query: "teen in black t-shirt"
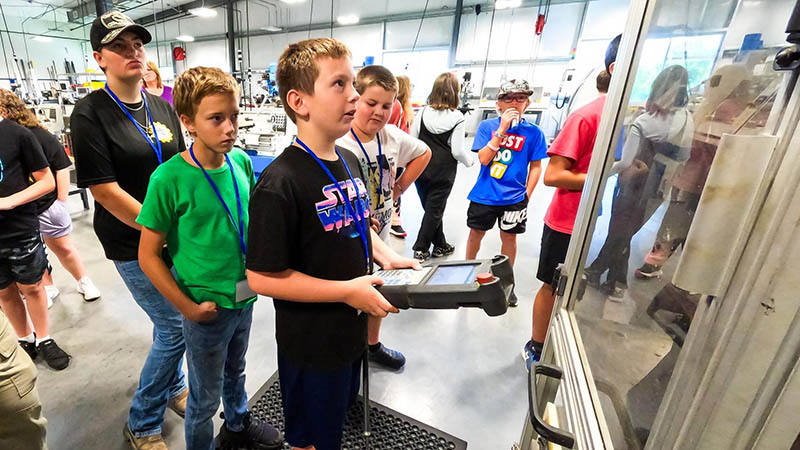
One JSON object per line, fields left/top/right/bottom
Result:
{"left": 0, "top": 119, "right": 50, "bottom": 237}
{"left": 28, "top": 125, "right": 101, "bottom": 303}
{"left": 0, "top": 116, "right": 70, "bottom": 370}
{"left": 28, "top": 127, "right": 71, "bottom": 215}
{"left": 73, "top": 87, "right": 184, "bottom": 261}
{"left": 0, "top": 85, "right": 102, "bottom": 308}
{"left": 71, "top": 12, "right": 187, "bottom": 444}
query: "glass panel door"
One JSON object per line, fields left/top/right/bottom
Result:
{"left": 566, "top": 1, "right": 797, "bottom": 449}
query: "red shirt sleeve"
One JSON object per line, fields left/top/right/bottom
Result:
{"left": 547, "top": 113, "right": 590, "bottom": 163}
{"left": 389, "top": 100, "right": 403, "bottom": 127}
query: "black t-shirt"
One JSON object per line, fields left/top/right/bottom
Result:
{"left": 0, "top": 119, "right": 49, "bottom": 239}
{"left": 29, "top": 127, "right": 72, "bottom": 214}
{"left": 72, "top": 89, "right": 185, "bottom": 261}
{"left": 247, "top": 145, "right": 373, "bottom": 369}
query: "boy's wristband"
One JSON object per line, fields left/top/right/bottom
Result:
{"left": 494, "top": 131, "right": 506, "bottom": 139}
{"left": 487, "top": 141, "right": 500, "bottom": 151}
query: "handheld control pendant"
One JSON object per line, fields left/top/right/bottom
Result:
{"left": 373, "top": 255, "right": 515, "bottom": 317}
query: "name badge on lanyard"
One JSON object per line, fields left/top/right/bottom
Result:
{"left": 189, "top": 145, "right": 254, "bottom": 302}
{"left": 294, "top": 138, "right": 371, "bottom": 273}
{"left": 105, "top": 83, "right": 163, "bottom": 164}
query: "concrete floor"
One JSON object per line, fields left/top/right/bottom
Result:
{"left": 38, "top": 149, "right": 559, "bottom": 450}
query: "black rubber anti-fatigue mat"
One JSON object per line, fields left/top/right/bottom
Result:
{"left": 245, "top": 370, "right": 468, "bottom": 450}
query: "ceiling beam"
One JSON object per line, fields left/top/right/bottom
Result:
{"left": 135, "top": 0, "right": 229, "bottom": 26}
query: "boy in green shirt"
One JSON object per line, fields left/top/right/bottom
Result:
{"left": 137, "top": 67, "right": 282, "bottom": 450}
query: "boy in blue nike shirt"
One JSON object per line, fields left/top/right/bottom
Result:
{"left": 465, "top": 79, "right": 548, "bottom": 304}
{"left": 137, "top": 67, "right": 282, "bottom": 450}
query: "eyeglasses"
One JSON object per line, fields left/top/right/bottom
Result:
{"left": 499, "top": 96, "right": 528, "bottom": 104}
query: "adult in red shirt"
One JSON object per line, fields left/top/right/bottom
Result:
{"left": 523, "top": 35, "right": 621, "bottom": 368}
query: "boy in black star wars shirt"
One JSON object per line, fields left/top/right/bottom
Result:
{"left": 246, "top": 38, "right": 420, "bottom": 450}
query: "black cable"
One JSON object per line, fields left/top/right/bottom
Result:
{"left": 411, "top": 0, "right": 430, "bottom": 52}
{"left": 0, "top": 28, "right": 10, "bottom": 79}
{"left": 161, "top": 0, "right": 168, "bottom": 65}
{"left": 0, "top": 2, "right": 17, "bottom": 54}
{"left": 151, "top": 0, "right": 161, "bottom": 66}
{"left": 308, "top": 0, "right": 314, "bottom": 39}
{"left": 246, "top": 0, "right": 252, "bottom": 105}
{"left": 330, "top": 0, "right": 334, "bottom": 37}
{"left": 478, "top": 5, "right": 497, "bottom": 97}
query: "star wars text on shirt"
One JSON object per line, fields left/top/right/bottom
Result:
{"left": 315, "top": 178, "right": 371, "bottom": 235}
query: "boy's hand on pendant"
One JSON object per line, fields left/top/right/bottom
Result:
{"left": 344, "top": 275, "right": 398, "bottom": 317}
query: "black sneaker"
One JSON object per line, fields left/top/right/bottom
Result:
{"left": 217, "top": 411, "right": 283, "bottom": 450}
{"left": 368, "top": 343, "right": 406, "bottom": 370}
{"left": 413, "top": 250, "right": 430, "bottom": 261}
{"left": 584, "top": 269, "right": 602, "bottom": 288}
{"left": 18, "top": 340, "right": 37, "bottom": 361}
{"left": 37, "top": 339, "right": 70, "bottom": 370}
{"left": 635, "top": 263, "right": 663, "bottom": 280}
{"left": 390, "top": 225, "right": 407, "bottom": 238}
{"left": 432, "top": 243, "right": 455, "bottom": 258}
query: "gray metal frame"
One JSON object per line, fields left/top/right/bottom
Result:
{"left": 519, "top": 0, "right": 653, "bottom": 447}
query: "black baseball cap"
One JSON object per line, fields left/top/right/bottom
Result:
{"left": 90, "top": 10, "right": 151, "bottom": 51}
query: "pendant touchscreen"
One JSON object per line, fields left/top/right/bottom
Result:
{"left": 427, "top": 264, "right": 478, "bottom": 285}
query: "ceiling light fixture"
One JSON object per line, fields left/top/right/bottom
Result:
{"left": 260, "top": 25, "right": 283, "bottom": 32}
{"left": 495, "top": 0, "right": 522, "bottom": 9}
{"left": 337, "top": 15, "right": 359, "bottom": 25}
{"left": 32, "top": 36, "right": 53, "bottom": 43}
{"left": 176, "top": 34, "right": 195, "bottom": 42}
{"left": 189, "top": 7, "right": 218, "bottom": 18}
{"left": 279, "top": 0, "right": 306, "bottom": 4}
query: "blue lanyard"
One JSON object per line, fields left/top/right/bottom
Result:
{"left": 349, "top": 129, "right": 383, "bottom": 200}
{"left": 105, "top": 83, "right": 163, "bottom": 164}
{"left": 294, "top": 138, "right": 371, "bottom": 272}
{"left": 189, "top": 145, "right": 246, "bottom": 256}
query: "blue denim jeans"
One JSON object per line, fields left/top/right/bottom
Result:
{"left": 183, "top": 305, "right": 253, "bottom": 450}
{"left": 114, "top": 260, "right": 187, "bottom": 438}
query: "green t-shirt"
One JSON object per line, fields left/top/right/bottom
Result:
{"left": 137, "top": 148, "right": 257, "bottom": 309}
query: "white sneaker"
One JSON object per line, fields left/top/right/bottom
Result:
{"left": 76, "top": 277, "right": 101, "bottom": 302}
{"left": 45, "top": 285, "right": 59, "bottom": 309}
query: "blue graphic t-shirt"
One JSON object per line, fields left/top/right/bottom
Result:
{"left": 468, "top": 117, "right": 548, "bottom": 206}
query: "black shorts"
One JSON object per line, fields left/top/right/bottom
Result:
{"left": 536, "top": 224, "right": 572, "bottom": 286}
{"left": 278, "top": 352, "right": 362, "bottom": 450}
{"left": 467, "top": 196, "right": 529, "bottom": 234}
{"left": 0, "top": 232, "right": 49, "bottom": 289}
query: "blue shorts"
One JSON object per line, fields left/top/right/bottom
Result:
{"left": 278, "top": 353, "right": 362, "bottom": 450}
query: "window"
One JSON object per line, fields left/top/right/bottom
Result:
{"left": 630, "top": 33, "right": 724, "bottom": 104}
{"left": 382, "top": 49, "right": 450, "bottom": 102}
